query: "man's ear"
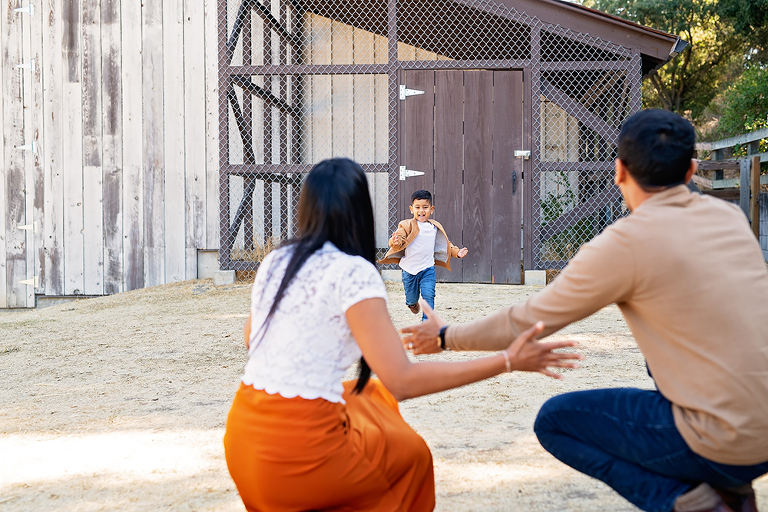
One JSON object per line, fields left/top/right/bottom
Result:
{"left": 614, "top": 158, "right": 628, "bottom": 186}
{"left": 684, "top": 159, "right": 697, "bottom": 184}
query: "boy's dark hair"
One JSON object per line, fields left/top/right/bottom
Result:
{"left": 411, "top": 189, "right": 432, "bottom": 204}
{"left": 617, "top": 109, "right": 695, "bottom": 189}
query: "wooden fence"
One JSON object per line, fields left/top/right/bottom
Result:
{"left": 1, "top": 0, "right": 221, "bottom": 308}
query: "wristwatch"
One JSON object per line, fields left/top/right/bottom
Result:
{"left": 438, "top": 325, "right": 448, "bottom": 350}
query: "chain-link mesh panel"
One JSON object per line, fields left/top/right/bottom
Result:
{"left": 219, "top": 0, "right": 643, "bottom": 273}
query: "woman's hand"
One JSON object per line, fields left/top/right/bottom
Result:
{"left": 505, "top": 321, "right": 583, "bottom": 379}
{"left": 400, "top": 300, "right": 446, "bottom": 354}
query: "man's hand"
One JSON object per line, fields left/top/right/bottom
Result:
{"left": 400, "top": 300, "right": 446, "bottom": 354}
{"left": 457, "top": 247, "right": 468, "bottom": 258}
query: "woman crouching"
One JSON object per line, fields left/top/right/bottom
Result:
{"left": 223, "top": 158, "right": 581, "bottom": 511}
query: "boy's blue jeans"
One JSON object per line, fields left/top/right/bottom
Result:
{"left": 402, "top": 266, "right": 435, "bottom": 321}
{"left": 534, "top": 388, "right": 768, "bottom": 512}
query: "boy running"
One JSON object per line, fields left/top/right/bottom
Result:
{"left": 378, "top": 190, "right": 468, "bottom": 320}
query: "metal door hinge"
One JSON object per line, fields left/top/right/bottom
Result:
{"left": 14, "top": 3, "right": 34, "bottom": 15}
{"left": 400, "top": 166, "right": 425, "bottom": 181}
{"left": 514, "top": 150, "right": 530, "bottom": 160}
{"left": 399, "top": 85, "right": 425, "bottom": 100}
{"left": 19, "top": 276, "right": 39, "bottom": 287}
{"left": 16, "top": 60, "right": 35, "bottom": 72}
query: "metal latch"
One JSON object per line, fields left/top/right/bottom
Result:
{"left": 514, "top": 150, "right": 530, "bottom": 160}
{"left": 15, "top": 141, "right": 36, "bottom": 152}
{"left": 399, "top": 85, "right": 425, "bottom": 100}
{"left": 400, "top": 166, "right": 425, "bottom": 181}
{"left": 14, "top": 3, "right": 34, "bottom": 15}
{"left": 18, "top": 222, "right": 37, "bottom": 233}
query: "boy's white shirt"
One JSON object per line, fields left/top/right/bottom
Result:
{"left": 399, "top": 221, "right": 437, "bottom": 275}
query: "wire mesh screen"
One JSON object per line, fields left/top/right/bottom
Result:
{"left": 218, "top": 0, "right": 643, "bottom": 273}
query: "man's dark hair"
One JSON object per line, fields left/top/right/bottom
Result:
{"left": 411, "top": 189, "right": 432, "bottom": 204}
{"left": 617, "top": 109, "right": 696, "bottom": 189}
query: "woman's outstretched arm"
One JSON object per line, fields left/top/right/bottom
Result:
{"left": 346, "top": 298, "right": 582, "bottom": 401}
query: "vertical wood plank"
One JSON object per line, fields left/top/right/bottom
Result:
{"left": 311, "top": 15, "right": 331, "bottom": 162}
{"left": 462, "top": 70, "right": 493, "bottom": 283}
{"left": 164, "top": 0, "right": 186, "bottom": 282}
{"left": 82, "top": 0, "right": 104, "bottom": 295}
{"left": 434, "top": 70, "right": 464, "bottom": 283}
{"left": 143, "top": 0, "right": 165, "bottom": 286}
{"left": 353, "top": 28, "right": 374, "bottom": 164}
{"left": 399, "top": 70, "right": 434, "bottom": 220}
{"left": 523, "top": 66, "right": 533, "bottom": 270}
{"left": 42, "top": 0, "right": 65, "bottom": 296}
{"left": 751, "top": 156, "right": 760, "bottom": 238}
{"left": 185, "top": 0, "right": 207, "bottom": 277}
{"left": 492, "top": 70, "right": 523, "bottom": 284}
{"left": 0, "top": 0, "right": 6, "bottom": 307}
{"left": 30, "top": 0, "right": 46, "bottom": 300}
{"left": 102, "top": 0, "right": 123, "bottom": 294}
{"left": 20, "top": 0, "right": 38, "bottom": 305}
{"left": 374, "top": 35, "right": 388, "bottom": 165}
{"left": 332, "top": 21, "right": 353, "bottom": 158}
{"left": 122, "top": 0, "right": 144, "bottom": 290}
{"left": 204, "top": 0, "right": 219, "bottom": 250}
{"left": 62, "top": 0, "right": 85, "bottom": 295}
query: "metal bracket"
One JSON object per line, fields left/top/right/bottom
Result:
{"left": 19, "top": 276, "right": 39, "bottom": 287}
{"left": 15, "top": 141, "right": 36, "bottom": 152}
{"left": 514, "top": 150, "right": 530, "bottom": 160}
{"left": 399, "top": 85, "right": 425, "bottom": 100}
{"left": 18, "top": 221, "right": 37, "bottom": 233}
{"left": 399, "top": 166, "right": 425, "bottom": 181}
{"left": 14, "top": 3, "right": 34, "bottom": 15}
{"left": 15, "top": 59, "right": 35, "bottom": 72}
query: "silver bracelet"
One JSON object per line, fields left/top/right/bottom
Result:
{"left": 500, "top": 351, "right": 512, "bottom": 373}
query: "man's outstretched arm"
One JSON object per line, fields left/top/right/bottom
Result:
{"left": 402, "top": 225, "right": 637, "bottom": 353}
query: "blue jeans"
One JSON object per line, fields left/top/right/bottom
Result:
{"left": 534, "top": 388, "right": 768, "bottom": 512}
{"left": 402, "top": 266, "right": 436, "bottom": 321}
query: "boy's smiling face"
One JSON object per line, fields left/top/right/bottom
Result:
{"left": 409, "top": 199, "right": 434, "bottom": 222}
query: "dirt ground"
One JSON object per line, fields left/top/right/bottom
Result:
{"left": 1, "top": 279, "right": 765, "bottom": 511}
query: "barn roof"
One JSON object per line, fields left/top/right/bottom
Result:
{"left": 299, "top": 0, "right": 684, "bottom": 76}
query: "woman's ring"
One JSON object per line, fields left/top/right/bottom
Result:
{"left": 408, "top": 342, "right": 414, "bottom": 350}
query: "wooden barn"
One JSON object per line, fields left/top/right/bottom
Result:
{"left": 0, "top": 0, "right": 682, "bottom": 308}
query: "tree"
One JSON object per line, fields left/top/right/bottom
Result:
{"left": 580, "top": 0, "right": 747, "bottom": 119}
{"left": 716, "top": 0, "right": 768, "bottom": 62}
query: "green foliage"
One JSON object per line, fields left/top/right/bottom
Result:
{"left": 541, "top": 172, "right": 577, "bottom": 224}
{"left": 580, "top": 0, "right": 748, "bottom": 120}
{"left": 716, "top": 66, "right": 768, "bottom": 137}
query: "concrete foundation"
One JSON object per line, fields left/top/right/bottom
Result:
{"left": 213, "top": 270, "right": 236, "bottom": 286}
{"left": 524, "top": 270, "right": 547, "bottom": 286}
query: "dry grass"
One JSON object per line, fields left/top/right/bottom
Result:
{"left": 0, "top": 280, "right": 765, "bottom": 511}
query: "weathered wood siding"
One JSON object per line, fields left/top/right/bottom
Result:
{"left": 1, "top": 0, "right": 222, "bottom": 306}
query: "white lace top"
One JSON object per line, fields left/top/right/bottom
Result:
{"left": 242, "top": 242, "right": 388, "bottom": 404}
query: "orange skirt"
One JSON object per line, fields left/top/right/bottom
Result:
{"left": 224, "top": 379, "right": 435, "bottom": 512}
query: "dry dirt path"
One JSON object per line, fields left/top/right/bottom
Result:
{"left": 0, "top": 280, "right": 765, "bottom": 511}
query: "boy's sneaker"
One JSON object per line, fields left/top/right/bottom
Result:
{"left": 408, "top": 303, "right": 421, "bottom": 314}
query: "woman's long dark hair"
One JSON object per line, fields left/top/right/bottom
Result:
{"left": 253, "top": 158, "right": 377, "bottom": 394}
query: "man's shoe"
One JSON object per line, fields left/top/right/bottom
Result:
{"left": 715, "top": 484, "right": 757, "bottom": 512}
{"left": 675, "top": 483, "right": 737, "bottom": 512}
{"left": 408, "top": 303, "right": 420, "bottom": 314}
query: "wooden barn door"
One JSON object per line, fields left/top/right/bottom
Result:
{"left": 398, "top": 69, "right": 523, "bottom": 284}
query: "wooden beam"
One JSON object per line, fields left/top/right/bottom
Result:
{"left": 236, "top": 80, "right": 299, "bottom": 118}
{"left": 696, "top": 159, "right": 741, "bottom": 171}
{"left": 751, "top": 156, "right": 761, "bottom": 238}
{"left": 541, "top": 79, "right": 620, "bottom": 145}
{"left": 251, "top": 0, "right": 300, "bottom": 51}
{"left": 541, "top": 185, "right": 622, "bottom": 238}
{"left": 695, "top": 127, "right": 768, "bottom": 151}
{"left": 740, "top": 159, "right": 750, "bottom": 217}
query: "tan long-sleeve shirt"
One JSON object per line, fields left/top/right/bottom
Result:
{"left": 447, "top": 185, "right": 768, "bottom": 465}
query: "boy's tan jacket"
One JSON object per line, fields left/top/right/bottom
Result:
{"left": 377, "top": 218, "right": 461, "bottom": 271}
